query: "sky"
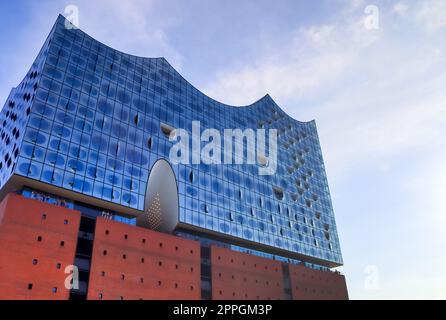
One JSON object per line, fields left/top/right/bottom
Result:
{"left": 0, "top": 0, "right": 445, "bottom": 299}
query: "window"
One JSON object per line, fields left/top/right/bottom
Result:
{"left": 56, "top": 263, "right": 61, "bottom": 269}
{"left": 37, "top": 236, "right": 42, "bottom": 242}
{"left": 52, "top": 287, "right": 58, "bottom": 293}
{"left": 122, "top": 254, "right": 127, "bottom": 260}
{"left": 64, "top": 219, "right": 68, "bottom": 225}
{"left": 147, "top": 137, "right": 152, "bottom": 149}
{"left": 60, "top": 241, "right": 65, "bottom": 247}
{"left": 42, "top": 214, "right": 47, "bottom": 220}
{"left": 28, "top": 284, "right": 33, "bottom": 290}
{"left": 201, "top": 203, "right": 209, "bottom": 213}
{"left": 189, "top": 170, "right": 194, "bottom": 183}
{"left": 273, "top": 187, "right": 284, "bottom": 200}
{"left": 32, "top": 259, "right": 38, "bottom": 265}
{"left": 160, "top": 123, "right": 174, "bottom": 138}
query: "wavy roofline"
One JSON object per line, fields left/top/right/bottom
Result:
{"left": 58, "top": 14, "right": 314, "bottom": 124}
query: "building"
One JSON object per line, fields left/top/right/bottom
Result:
{"left": 0, "top": 15, "right": 348, "bottom": 300}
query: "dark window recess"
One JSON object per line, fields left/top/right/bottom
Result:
{"left": 200, "top": 245, "right": 212, "bottom": 300}
{"left": 70, "top": 216, "right": 96, "bottom": 301}
{"left": 201, "top": 264, "right": 211, "bottom": 278}
{"left": 273, "top": 186, "right": 284, "bottom": 200}
{"left": 76, "top": 238, "right": 94, "bottom": 257}
{"left": 282, "top": 264, "right": 293, "bottom": 300}
{"left": 160, "top": 123, "right": 174, "bottom": 138}
{"left": 79, "top": 216, "right": 96, "bottom": 233}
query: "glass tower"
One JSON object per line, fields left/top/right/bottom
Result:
{"left": 0, "top": 15, "right": 343, "bottom": 267}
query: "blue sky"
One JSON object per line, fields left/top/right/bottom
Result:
{"left": 1, "top": 0, "right": 445, "bottom": 299}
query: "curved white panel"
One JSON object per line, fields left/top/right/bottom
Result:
{"left": 137, "top": 159, "right": 179, "bottom": 232}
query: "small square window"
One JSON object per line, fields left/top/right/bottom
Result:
{"left": 32, "top": 259, "right": 38, "bottom": 265}
{"left": 56, "top": 263, "right": 61, "bottom": 269}
{"left": 52, "top": 287, "right": 58, "bottom": 293}
{"left": 42, "top": 214, "right": 47, "bottom": 220}
{"left": 28, "top": 283, "right": 33, "bottom": 290}
{"left": 64, "top": 219, "right": 68, "bottom": 225}
{"left": 37, "top": 236, "right": 42, "bottom": 242}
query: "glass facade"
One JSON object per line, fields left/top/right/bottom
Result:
{"left": 0, "top": 15, "right": 342, "bottom": 266}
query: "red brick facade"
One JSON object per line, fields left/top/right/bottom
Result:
{"left": 289, "top": 264, "right": 349, "bottom": 300}
{"left": 87, "top": 218, "right": 201, "bottom": 300}
{"left": 0, "top": 193, "right": 348, "bottom": 300}
{"left": 0, "top": 194, "right": 81, "bottom": 300}
{"left": 210, "top": 245, "right": 284, "bottom": 300}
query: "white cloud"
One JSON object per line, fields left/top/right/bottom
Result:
{"left": 203, "top": 3, "right": 446, "bottom": 175}
{"left": 204, "top": 17, "right": 380, "bottom": 107}
{"left": 393, "top": 2, "right": 409, "bottom": 16}
{"left": 416, "top": 0, "right": 446, "bottom": 31}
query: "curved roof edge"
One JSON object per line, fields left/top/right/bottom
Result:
{"left": 58, "top": 14, "right": 314, "bottom": 125}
